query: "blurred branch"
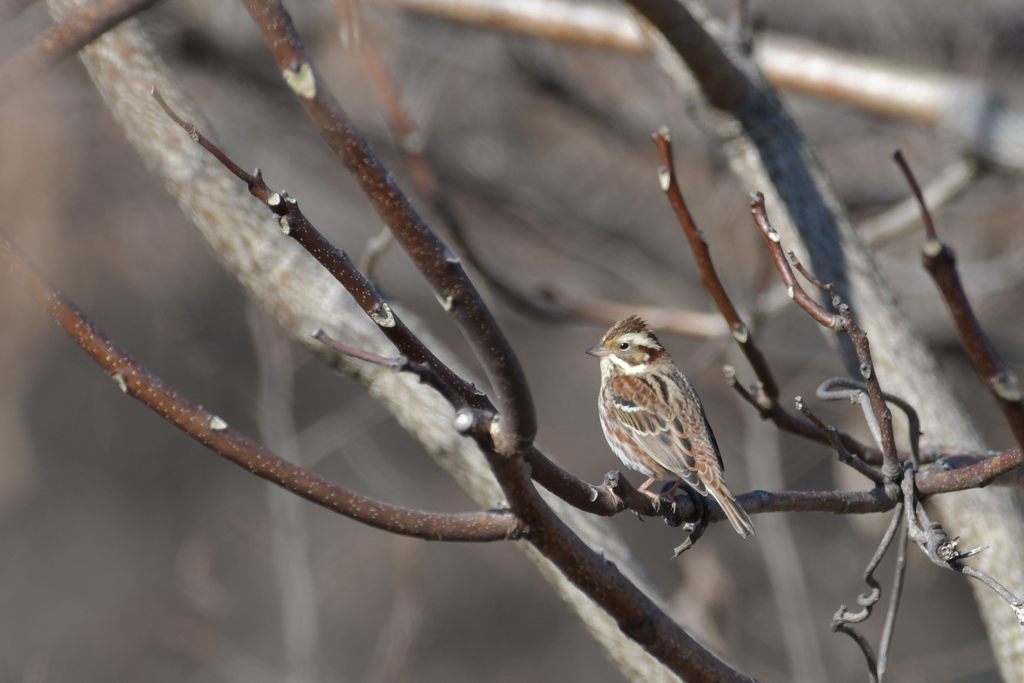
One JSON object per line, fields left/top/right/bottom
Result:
{"left": 739, "top": 394, "right": 828, "bottom": 681}
{"left": 895, "top": 150, "right": 1024, "bottom": 453}
{"left": 0, "top": 0, "right": 161, "bottom": 97}
{"left": 332, "top": 0, "right": 560, "bottom": 322}
{"left": 539, "top": 290, "right": 727, "bottom": 338}
{"left": 381, "top": 0, "right": 648, "bottom": 52}
{"left": 337, "top": 1, "right": 722, "bottom": 338}
{"left": 382, "top": 0, "right": 1024, "bottom": 172}
{"left": 0, "top": 235, "right": 522, "bottom": 543}
{"left": 358, "top": 226, "right": 395, "bottom": 283}
{"left": 247, "top": 307, "right": 320, "bottom": 683}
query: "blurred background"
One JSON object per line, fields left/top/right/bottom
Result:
{"left": 1, "top": 0, "right": 1022, "bottom": 681}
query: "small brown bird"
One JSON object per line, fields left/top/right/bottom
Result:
{"left": 587, "top": 315, "right": 753, "bottom": 538}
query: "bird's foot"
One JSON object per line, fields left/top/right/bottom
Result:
{"left": 671, "top": 492, "right": 709, "bottom": 559}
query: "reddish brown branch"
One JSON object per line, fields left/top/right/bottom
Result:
{"left": 0, "top": 0, "right": 161, "bottom": 97}
{"left": 649, "top": 140, "right": 893, "bottom": 467}
{"left": 750, "top": 197, "right": 840, "bottom": 330}
{"left": 894, "top": 150, "right": 1024, "bottom": 452}
{"left": 751, "top": 193, "right": 901, "bottom": 482}
{"left": 915, "top": 449, "right": 1022, "bottom": 494}
{"left": 653, "top": 128, "right": 779, "bottom": 399}
{"left": 0, "top": 236, "right": 520, "bottom": 543}
{"left": 153, "top": 89, "right": 487, "bottom": 416}
{"left": 238, "top": 0, "right": 535, "bottom": 454}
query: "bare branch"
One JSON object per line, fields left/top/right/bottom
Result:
{"left": 895, "top": 150, "right": 1024, "bottom": 452}
{"left": 915, "top": 448, "right": 1022, "bottom": 495}
{"left": 381, "top": 0, "right": 1024, "bottom": 171}
{"left": 0, "top": 235, "right": 521, "bottom": 543}
{"left": 750, "top": 195, "right": 840, "bottom": 330}
{"left": 153, "top": 88, "right": 487, "bottom": 416}
{"left": 860, "top": 157, "right": 979, "bottom": 249}
{"left": 795, "top": 396, "right": 884, "bottom": 484}
{"left": 653, "top": 128, "right": 779, "bottom": 398}
{"left": 751, "top": 194, "right": 901, "bottom": 482}
{"left": 815, "top": 377, "right": 922, "bottom": 467}
{"left": 239, "top": 0, "right": 535, "bottom": 454}
{"left": 902, "top": 473, "right": 1024, "bottom": 628}
{"left": 878, "top": 525, "right": 909, "bottom": 681}
{"left": 0, "top": 0, "right": 161, "bottom": 97}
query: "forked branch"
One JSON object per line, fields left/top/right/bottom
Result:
{"left": 751, "top": 193, "right": 901, "bottom": 482}
{"left": 239, "top": 0, "right": 535, "bottom": 454}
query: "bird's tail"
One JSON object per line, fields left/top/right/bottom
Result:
{"left": 706, "top": 481, "right": 754, "bottom": 538}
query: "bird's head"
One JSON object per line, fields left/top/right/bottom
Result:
{"left": 586, "top": 315, "right": 666, "bottom": 374}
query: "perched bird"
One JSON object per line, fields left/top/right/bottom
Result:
{"left": 586, "top": 315, "right": 753, "bottom": 538}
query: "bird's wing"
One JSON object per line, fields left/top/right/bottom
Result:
{"left": 605, "top": 374, "right": 711, "bottom": 494}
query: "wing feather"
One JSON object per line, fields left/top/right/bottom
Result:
{"left": 606, "top": 375, "right": 708, "bottom": 493}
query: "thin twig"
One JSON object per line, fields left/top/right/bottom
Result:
{"left": 0, "top": 235, "right": 521, "bottom": 543}
{"left": 878, "top": 524, "right": 909, "bottom": 681}
{"left": 860, "top": 156, "right": 979, "bottom": 248}
{"left": 816, "top": 377, "right": 922, "bottom": 467}
{"left": 313, "top": 329, "right": 461, "bottom": 405}
{"left": 831, "top": 504, "right": 904, "bottom": 682}
{"left": 895, "top": 150, "right": 1024, "bottom": 452}
{"left": 750, "top": 197, "right": 840, "bottom": 330}
{"left": 795, "top": 396, "right": 884, "bottom": 484}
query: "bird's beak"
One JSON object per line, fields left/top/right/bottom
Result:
{"left": 586, "top": 344, "right": 610, "bottom": 358}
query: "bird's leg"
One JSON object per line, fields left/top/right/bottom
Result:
{"left": 637, "top": 476, "right": 663, "bottom": 512}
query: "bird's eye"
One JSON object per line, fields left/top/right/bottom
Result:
{"left": 618, "top": 342, "right": 630, "bottom": 350}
